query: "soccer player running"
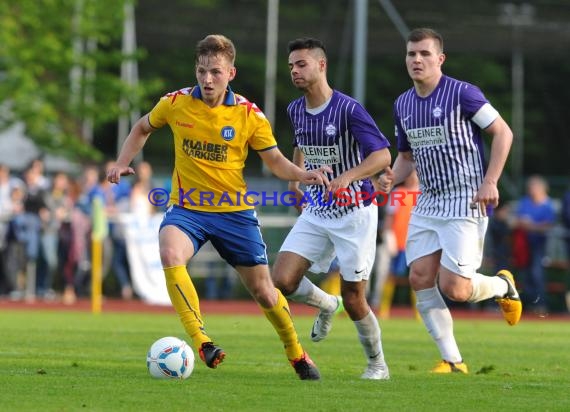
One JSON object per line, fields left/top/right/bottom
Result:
{"left": 107, "top": 34, "right": 329, "bottom": 380}
{"left": 272, "top": 38, "right": 392, "bottom": 380}
{"left": 377, "top": 28, "right": 522, "bottom": 374}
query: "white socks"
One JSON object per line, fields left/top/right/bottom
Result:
{"left": 286, "top": 276, "right": 338, "bottom": 312}
{"left": 354, "top": 310, "right": 385, "bottom": 363}
{"left": 416, "top": 286, "right": 462, "bottom": 363}
{"left": 415, "top": 275, "right": 509, "bottom": 363}
{"left": 468, "top": 273, "right": 508, "bottom": 302}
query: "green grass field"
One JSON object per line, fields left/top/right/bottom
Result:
{"left": 0, "top": 310, "right": 568, "bottom": 412}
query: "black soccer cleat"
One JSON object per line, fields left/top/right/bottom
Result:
{"left": 290, "top": 352, "right": 321, "bottom": 380}
{"left": 199, "top": 342, "right": 226, "bottom": 368}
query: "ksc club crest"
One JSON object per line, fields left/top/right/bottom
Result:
{"left": 324, "top": 123, "right": 337, "bottom": 138}
{"left": 221, "top": 126, "right": 236, "bottom": 141}
{"left": 432, "top": 106, "right": 443, "bottom": 118}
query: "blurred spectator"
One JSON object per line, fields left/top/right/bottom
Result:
{"left": 5, "top": 164, "right": 50, "bottom": 301}
{"left": 28, "top": 158, "right": 50, "bottom": 190}
{"left": 367, "top": 180, "right": 389, "bottom": 309}
{"left": 23, "top": 164, "right": 50, "bottom": 301}
{"left": 377, "top": 172, "right": 419, "bottom": 319}
{"left": 485, "top": 201, "right": 514, "bottom": 311}
{"left": 202, "top": 241, "right": 235, "bottom": 300}
{"left": 562, "top": 186, "right": 570, "bottom": 311}
{"left": 100, "top": 161, "right": 133, "bottom": 300}
{"left": 1, "top": 165, "right": 26, "bottom": 296}
{"left": 488, "top": 201, "right": 513, "bottom": 273}
{"left": 563, "top": 188, "right": 570, "bottom": 243}
{"left": 0, "top": 164, "right": 24, "bottom": 223}
{"left": 64, "top": 165, "right": 99, "bottom": 302}
{"left": 4, "top": 185, "right": 27, "bottom": 297}
{"left": 0, "top": 164, "right": 23, "bottom": 293}
{"left": 71, "top": 163, "right": 134, "bottom": 299}
{"left": 319, "top": 258, "right": 341, "bottom": 297}
{"left": 130, "top": 161, "right": 158, "bottom": 218}
{"left": 37, "top": 172, "right": 74, "bottom": 300}
{"left": 515, "top": 175, "right": 556, "bottom": 314}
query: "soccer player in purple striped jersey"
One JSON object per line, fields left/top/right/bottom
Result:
{"left": 378, "top": 28, "right": 522, "bottom": 374}
{"left": 272, "top": 37, "right": 392, "bottom": 380}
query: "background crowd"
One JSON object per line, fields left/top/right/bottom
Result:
{"left": 0, "top": 158, "right": 160, "bottom": 304}
{"left": 0, "top": 158, "right": 569, "bottom": 314}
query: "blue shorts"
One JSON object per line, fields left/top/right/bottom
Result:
{"left": 390, "top": 251, "right": 408, "bottom": 277}
{"left": 160, "top": 206, "right": 268, "bottom": 267}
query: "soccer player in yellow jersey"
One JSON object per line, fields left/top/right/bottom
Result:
{"left": 107, "top": 34, "right": 329, "bottom": 380}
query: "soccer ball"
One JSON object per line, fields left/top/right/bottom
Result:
{"left": 146, "top": 336, "right": 194, "bottom": 379}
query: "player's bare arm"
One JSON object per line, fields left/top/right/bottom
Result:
{"left": 472, "top": 115, "right": 513, "bottom": 209}
{"left": 287, "top": 147, "right": 306, "bottom": 213}
{"left": 329, "top": 148, "right": 391, "bottom": 196}
{"left": 107, "top": 114, "right": 156, "bottom": 184}
{"left": 287, "top": 147, "right": 305, "bottom": 191}
{"left": 258, "top": 147, "right": 331, "bottom": 188}
{"left": 377, "top": 150, "right": 415, "bottom": 192}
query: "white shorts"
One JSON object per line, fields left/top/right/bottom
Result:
{"left": 406, "top": 214, "right": 488, "bottom": 278}
{"left": 279, "top": 205, "right": 378, "bottom": 282}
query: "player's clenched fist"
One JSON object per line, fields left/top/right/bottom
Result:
{"left": 376, "top": 166, "right": 394, "bottom": 193}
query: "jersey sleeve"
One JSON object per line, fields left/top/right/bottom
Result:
{"left": 394, "top": 103, "right": 411, "bottom": 152}
{"left": 286, "top": 105, "right": 299, "bottom": 148}
{"left": 247, "top": 103, "right": 278, "bottom": 151}
{"left": 148, "top": 95, "right": 171, "bottom": 129}
{"left": 460, "top": 84, "right": 499, "bottom": 129}
{"left": 348, "top": 103, "right": 390, "bottom": 156}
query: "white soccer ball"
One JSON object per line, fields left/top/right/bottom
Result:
{"left": 146, "top": 336, "right": 194, "bottom": 379}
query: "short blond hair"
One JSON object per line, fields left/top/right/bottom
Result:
{"left": 195, "top": 34, "right": 236, "bottom": 65}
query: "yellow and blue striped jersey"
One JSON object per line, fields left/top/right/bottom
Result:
{"left": 149, "top": 86, "right": 277, "bottom": 212}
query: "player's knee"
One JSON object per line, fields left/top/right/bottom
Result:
{"left": 271, "top": 272, "right": 297, "bottom": 295}
{"left": 159, "top": 246, "right": 186, "bottom": 267}
{"left": 440, "top": 284, "right": 470, "bottom": 302}
{"left": 249, "top": 284, "right": 276, "bottom": 308}
{"left": 275, "top": 282, "right": 298, "bottom": 297}
{"left": 271, "top": 273, "right": 285, "bottom": 290}
{"left": 251, "top": 290, "right": 270, "bottom": 307}
{"left": 409, "top": 271, "right": 434, "bottom": 291}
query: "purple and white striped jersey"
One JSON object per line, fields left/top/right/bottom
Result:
{"left": 394, "top": 75, "right": 499, "bottom": 218}
{"left": 288, "top": 90, "right": 390, "bottom": 219}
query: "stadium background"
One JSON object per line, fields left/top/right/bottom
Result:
{"left": 0, "top": 0, "right": 569, "bottom": 311}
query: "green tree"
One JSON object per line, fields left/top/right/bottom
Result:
{"left": 0, "top": 0, "right": 156, "bottom": 161}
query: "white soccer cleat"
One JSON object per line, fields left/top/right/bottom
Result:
{"left": 310, "top": 296, "right": 343, "bottom": 342}
{"left": 361, "top": 361, "right": 390, "bottom": 380}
